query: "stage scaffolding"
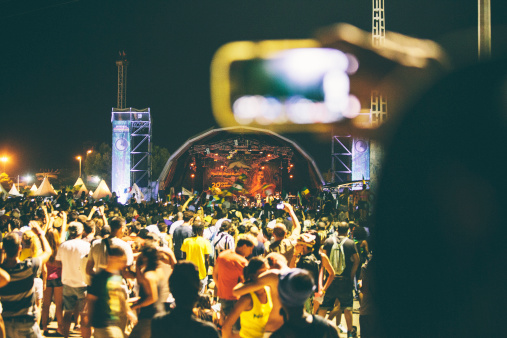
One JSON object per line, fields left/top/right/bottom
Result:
{"left": 331, "top": 135, "right": 352, "bottom": 184}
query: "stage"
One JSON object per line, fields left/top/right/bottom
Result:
{"left": 155, "top": 127, "right": 324, "bottom": 200}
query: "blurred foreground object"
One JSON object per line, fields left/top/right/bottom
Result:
{"left": 211, "top": 23, "right": 448, "bottom": 138}
{"left": 373, "top": 56, "right": 507, "bottom": 337}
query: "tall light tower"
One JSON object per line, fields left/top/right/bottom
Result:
{"left": 478, "top": 0, "right": 491, "bottom": 61}
{"left": 116, "top": 51, "right": 128, "bottom": 109}
{"left": 368, "top": 0, "right": 387, "bottom": 196}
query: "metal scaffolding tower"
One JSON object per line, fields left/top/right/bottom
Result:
{"left": 371, "top": 0, "right": 387, "bottom": 126}
{"left": 130, "top": 111, "right": 152, "bottom": 188}
{"left": 116, "top": 51, "right": 128, "bottom": 109}
{"left": 369, "top": 0, "right": 387, "bottom": 195}
{"left": 331, "top": 135, "right": 352, "bottom": 183}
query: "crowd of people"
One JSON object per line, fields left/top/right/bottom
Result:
{"left": 0, "top": 186, "right": 374, "bottom": 338}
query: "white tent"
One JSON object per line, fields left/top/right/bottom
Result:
{"left": 30, "top": 184, "right": 37, "bottom": 192}
{"left": 92, "top": 180, "right": 112, "bottom": 200}
{"left": 8, "top": 184, "right": 22, "bottom": 197}
{"left": 34, "top": 177, "right": 57, "bottom": 197}
{"left": 73, "top": 177, "right": 88, "bottom": 197}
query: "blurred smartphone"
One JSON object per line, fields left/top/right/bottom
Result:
{"left": 276, "top": 203, "right": 284, "bottom": 210}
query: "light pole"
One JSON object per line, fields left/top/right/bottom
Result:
{"left": 478, "top": 0, "right": 492, "bottom": 61}
{"left": 0, "top": 157, "right": 8, "bottom": 173}
{"left": 76, "top": 156, "right": 82, "bottom": 177}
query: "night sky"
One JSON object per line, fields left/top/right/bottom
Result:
{"left": 1, "top": 0, "right": 506, "bottom": 179}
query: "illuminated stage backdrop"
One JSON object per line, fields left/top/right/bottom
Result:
{"left": 204, "top": 161, "right": 280, "bottom": 197}
{"left": 352, "top": 137, "right": 370, "bottom": 184}
{"left": 112, "top": 120, "right": 131, "bottom": 203}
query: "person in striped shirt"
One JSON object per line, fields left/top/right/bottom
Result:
{"left": 0, "top": 221, "right": 52, "bottom": 338}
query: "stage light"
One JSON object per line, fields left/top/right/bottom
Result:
{"left": 290, "top": 164, "right": 293, "bottom": 167}
{"left": 191, "top": 174, "right": 195, "bottom": 178}
{"left": 87, "top": 150, "right": 93, "bottom": 155}
{"left": 23, "top": 175, "right": 33, "bottom": 183}
{"left": 261, "top": 166, "right": 265, "bottom": 170}
{"left": 0, "top": 156, "right": 8, "bottom": 173}
{"left": 290, "top": 175, "right": 293, "bottom": 179}
{"left": 267, "top": 154, "right": 272, "bottom": 157}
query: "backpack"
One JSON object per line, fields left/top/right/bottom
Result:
{"left": 297, "top": 253, "right": 321, "bottom": 284}
{"left": 212, "top": 232, "right": 231, "bottom": 261}
{"left": 329, "top": 235, "right": 348, "bottom": 275}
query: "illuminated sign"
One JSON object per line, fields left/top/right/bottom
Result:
{"left": 112, "top": 120, "right": 131, "bottom": 203}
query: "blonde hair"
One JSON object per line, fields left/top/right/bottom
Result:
{"left": 22, "top": 230, "right": 42, "bottom": 258}
{"left": 46, "top": 229, "right": 61, "bottom": 263}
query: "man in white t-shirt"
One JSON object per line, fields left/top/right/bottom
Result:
{"left": 56, "top": 221, "right": 91, "bottom": 338}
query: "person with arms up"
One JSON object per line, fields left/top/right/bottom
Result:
{"left": 0, "top": 221, "right": 52, "bottom": 338}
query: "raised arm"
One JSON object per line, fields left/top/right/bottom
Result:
{"left": 88, "top": 206, "right": 98, "bottom": 221}
{"left": 30, "top": 221, "right": 52, "bottom": 264}
{"left": 283, "top": 202, "right": 301, "bottom": 237}
{"left": 181, "top": 195, "right": 194, "bottom": 211}
{"left": 99, "top": 206, "right": 108, "bottom": 227}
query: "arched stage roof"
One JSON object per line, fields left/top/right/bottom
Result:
{"left": 156, "top": 127, "right": 324, "bottom": 196}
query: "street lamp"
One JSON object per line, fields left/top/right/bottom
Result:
{"left": 0, "top": 156, "right": 8, "bottom": 173}
{"left": 87, "top": 149, "right": 93, "bottom": 155}
{"left": 76, "top": 156, "right": 82, "bottom": 177}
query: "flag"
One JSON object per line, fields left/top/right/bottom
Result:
{"left": 238, "top": 173, "right": 248, "bottom": 181}
{"left": 297, "top": 191, "right": 303, "bottom": 206}
{"left": 229, "top": 179, "right": 244, "bottom": 194}
{"left": 362, "top": 176, "right": 366, "bottom": 186}
{"left": 182, "top": 187, "right": 193, "bottom": 196}
{"left": 301, "top": 187, "right": 310, "bottom": 196}
{"left": 261, "top": 183, "right": 275, "bottom": 191}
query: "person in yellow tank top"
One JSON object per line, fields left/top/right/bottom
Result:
{"left": 222, "top": 257, "right": 273, "bottom": 338}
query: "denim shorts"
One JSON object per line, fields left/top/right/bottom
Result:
{"left": 47, "top": 277, "right": 63, "bottom": 288}
{"left": 62, "top": 285, "right": 87, "bottom": 312}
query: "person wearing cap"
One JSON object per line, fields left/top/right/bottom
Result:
{"left": 271, "top": 269, "right": 339, "bottom": 338}
{"left": 289, "top": 231, "right": 335, "bottom": 315}
{"left": 55, "top": 221, "right": 91, "bottom": 338}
